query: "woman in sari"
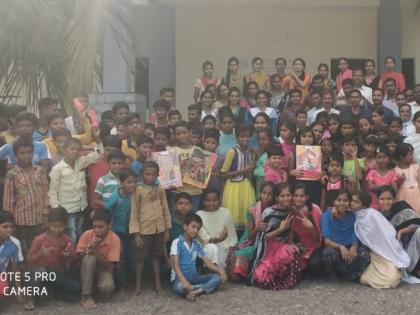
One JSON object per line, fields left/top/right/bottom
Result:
{"left": 193, "top": 60, "right": 221, "bottom": 103}
{"left": 377, "top": 185, "right": 420, "bottom": 278}
{"left": 350, "top": 191, "right": 411, "bottom": 289}
{"left": 249, "top": 182, "right": 303, "bottom": 290}
{"left": 228, "top": 182, "right": 275, "bottom": 281}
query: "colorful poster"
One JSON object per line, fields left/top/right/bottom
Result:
{"left": 152, "top": 151, "right": 182, "bottom": 189}
{"left": 183, "top": 147, "right": 217, "bottom": 189}
{"left": 295, "top": 145, "right": 322, "bottom": 181}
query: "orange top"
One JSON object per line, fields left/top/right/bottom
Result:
{"left": 282, "top": 73, "right": 312, "bottom": 99}
{"left": 76, "top": 229, "right": 120, "bottom": 262}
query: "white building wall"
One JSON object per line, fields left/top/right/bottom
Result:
{"left": 401, "top": 8, "right": 420, "bottom": 83}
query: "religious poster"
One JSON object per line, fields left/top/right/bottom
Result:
{"left": 295, "top": 145, "right": 322, "bottom": 181}
{"left": 153, "top": 151, "right": 182, "bottom": 189}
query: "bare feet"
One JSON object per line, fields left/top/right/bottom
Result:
{"left": 23, "top": 300, "right": 35, "bottom": 311}
{"left": 135, "top": 287, "right": 142, "bottom": 296}
{"left": 155, "top": 283, "right": 163, "bottom": 294}
{"left": 80, "top": 296, "right": 97, "bottom": 310}
{"left": 186, "top": 288, "right": 204, "bottom": 301}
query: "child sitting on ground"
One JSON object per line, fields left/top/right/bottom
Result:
{"left": 170, "top": 213, "right": 227, "bottom": 301}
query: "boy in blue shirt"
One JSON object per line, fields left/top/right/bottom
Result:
{"left": 104, "top": 169, "right": 136, "bottom": 289}
{"left": 170, "top": 213, "right": 227, "bottom": 301}
{"left": 130, "top": 135, "right": 153, "bottom": 178}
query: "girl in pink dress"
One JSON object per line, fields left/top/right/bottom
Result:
{"left": 394, "top": 143, "right": 420, "bottom": 214}
{"left": 365, "top": 146, "right": 399, "bottom": 209}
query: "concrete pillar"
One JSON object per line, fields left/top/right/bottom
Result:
{"left": 377, "top": 0, "right": 402, "bottom": 72}
{"left": 148, "top": 0, "right": 176, "bottom": 105}
{"left": 103, "top": 0, "right": 133, "bottom": 94}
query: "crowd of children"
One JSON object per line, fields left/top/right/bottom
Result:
{"left": 1, "top": 56, "right": 420, "bottom": 310}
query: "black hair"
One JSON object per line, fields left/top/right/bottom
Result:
{"left": 252, "top": 57, "right": 263, "bottom": 65}
{"left": 399, "top": 103, "right": 412, "bottom": 113}
{"left": 292, "top": 182, "right": 312, "bottom": 210}
{"left": 12, "top": 135, "right": 33, "bottom": 155}
{"left": 203, "top": 128, "right": 220, "bottom": 143}
{"left": 144, "top": 123, "right": 155, "bottom": 132}
{"left": 384, "top": 77, "right": 396, "bottom": 86}
{"left": 341, "top": 78, "right": 353, "bottom": 87}
{"left": 385, "top": 56, "right": 396, "bottom": 63}
{"left": 15, "top": 112, "right": 37, "bottom": 126}
{"left": 315, "top": 111, "right": 329, "bottom": 122}
{"left": 266, "top": 144, "right": 284, "bottom": 157}
{"left": 38, "top": 97, "right": 58, "bottom": 113}
{"left": 101, "top": 110, "right": 113, "bottom": 121}
{"left": 376, "top": 185, "right": 396, "bottom": 199}
{"left": 202, "top": 115, "right": 217, "bottom": 125}
{"left": 254, "top": 112, "right": 271, "bottom": 125}
{"left": 275, "top": 57, "right": 287, "bottom": 66}
{"left": 6, "top": 104, "right": 26, "bottom": 122}
{"left": 141, "top": 161, "right": 159, "bottom": 174}
{"left": 350, "top": 89, "right": 362, "bottom": 97}
{"left": 183, "top": 213, "right": 203, "bottom": 227}
{"left": 296, "top": 127, "right": 314, "bottom": 145}
{"left": 255, "top": 90, "right": 272, "bottom": 100}
{"left": 64, "top": 137, "right": 82, "bottom": 148}
{"left": 275, "top": 182, "right": 293, "bottom": 197}
{"left": 332, "top": 189, "right": 351, "bottom": 204}
{"left": 52, "top": 128, "right": 72, "bottom": 140}
{"left": 136, "top": 135, "right": 154, "bottom": 147}
{"left": 155, "top": 127, "right": 171, "bottom": 139}
{"left": 244, "top": 81, "right": 259, "bottom": 97}
{"left": 159, "top": 87, "right": 175, "bottom": 96}
{"left": 413, "top": 111, "right": 420, "bottom": 123}
{"left": 202, "top": 60, "right": 214, "bottom": 72}
{"left": 112, "top": 101, "right": 129, "bottom": 114}
{"left": 340, "top": 119, "right": 356, "bottom": 128}
{"left": 48, "top": 206, "right": 69, "bottom": 224}
{"left": 124, "top": 112, "right": 141, "bottom": 125}
{"left": 216, "top": 83, "right": 229, "bottom": 100}
{"left": 47, "top": 113, "right": 65, "bottom": 126}
{"left": 103, "top": 135, "right": 122, "bottom": 150}
{"left": 227, "top": 86, "right": 241, "bottom": 98}
{"left": 106, "top": 150, "right": 126, "bottom": 163}
{"left": 393, "top": 143, "right": 414, "bottom": 161}
{"left": 256, "top": 127, "right": 273, "bottom": 139}
{"left": 173, "top": 120, "right": 190, "bottom": 132}
{"left": 327, "top": 153, "right": 344, "bottom": 167}
{"left": 119, "top": 169, "right": 136, "bottom": 182}
{"left": 389, "top": 117, "right": 403, "bottom": 127}
{"left": 187, "top": 104, "right": 202, "bottom": 114}
{"left": 260, "top": 181, "right": 276, "bottom": 202}
{"left": 288, "top": 88, "right": 302, "bottom": 98}
{"left": 352, "top": 191, "right": 371, "bottom": 208}
{"left": 0, "top": 211, "right": 15, "bottom": 225}
{"left": 365, "top": 59, "right": 376, "bottom": 67}
{"left": 153, "top": 99, "right": 171, "bottom": 111}
{"left": 235, "top": 124, "right": 253, "bottom": 138}
{"left": 226, "top": 57, "right": 240, "bottom": 85}
{"left": 364, "top": 135, "right": 379, "bottom": 146}
{"left": 191, "top": 126, "right": 203, "bottom": 137}
{"left": 376, "top": 145, "right": 392, "bottom": 160}
{"left": 317, "top": 63, "right": 329, "bottom": 72}
{"left": 168, "top": 109, "right": 182, "bottom": 119}
{"left": 175, "top": 192, "right": 192, "bottom": 203}
{"left": 295, "top": 108, "right": 308, "bottom": 118}
{"left": 292, "top": 58, "right": 306, "bottom": 81}
{"left": 202, "top": 187, "right": 220, "bottom": 200}
{"left": 92, "top": 209, "right": 112, "bottom": 224}
{"left": 387, "top": 134, "right": 403, "bottom": 145}
{"left": 372, "top": 108, "right": 385, "bottom": 117}
{"left": 341, "top": 134, "right": 357, "bottom": 146}
{"left": 278, "top": 121, "right": 297, "bottom": 136}
{"left": 372, "top": 88, "right": 384, "bottom": 95}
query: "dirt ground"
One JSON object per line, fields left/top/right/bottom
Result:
{"left": 4, "top": 279, "right": 420, "bottom": 315}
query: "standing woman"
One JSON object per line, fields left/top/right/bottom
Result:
{"left": 364, "top": 59, "right": 382, "bottom": 89}
{"left": 243, "top": 57, "right": 269, "bottom": 92}
{"left": 225, "top": 87, "right": 247, "bottom": 125}
{"left": 213, "top": 83, "right": 230, "bottom": 110}
{"left": 380, "top": 56, "right": 406, "bottom": 93}
{"left": 377, "top": 186, "right": 420, "bottom": 278}
{"left": 194, "top": 61, "right": 221, "bottom": 103}
{"left": 317, "top": 63, "right": 336, "bottom": 91}
{"left": 282, "top": 58, "right": 312, "bottom": 100}
{"left": 200, "top": 90, "right": 217, "bottom": 120}
{"left": 240, "top": 81, "right": 259, "bottom": 110}
{"left": 335, "top": 57, "right": 353, "bottom": 92}
{"left": 248, "top": 90, "right": 278, "bottom": 134}
{"left": 351, "top": 191, "right": 410, "bottom": 289}
{"left": 269, "top": 74, "right": 288, "bottom": 112}
{"left": 222, "top": 57, "right": 243, "bottom": 93}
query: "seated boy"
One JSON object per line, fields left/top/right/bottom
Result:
{"left": 76, "top": 209, "right": 120, "bottom": 310}
{"left": 25, "top": 207, "right": 80, "bottom": 310}
{"left": 171, "top": 213, "right": 227, "bottom": 301}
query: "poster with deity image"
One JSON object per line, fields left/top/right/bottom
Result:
{"left": 152, "top": 151, "right": 183, "bottom": 189}
{"left": 183, "top": 147, "right": 217, "bottom": 189}
{"left": 295, "top": 145, "right": 322, "bottom": 181}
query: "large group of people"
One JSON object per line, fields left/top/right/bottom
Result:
{"left": 1, "top": 55, "right": 420, "bottom": 310}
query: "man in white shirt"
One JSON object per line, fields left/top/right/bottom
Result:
{"left": 383, "top": 78, "right": 399, "bottom": 116}
{"left": 313, "top": 90, "right": 340, "bottom": 119}
{"left": 307, "top": 90, "right": 324, "bottom": 125}
{"left": 399, "top": 104, "right": 415, "bottom": 137}
{"left": 337, "top": 69, "right": 372, "bottom": 104}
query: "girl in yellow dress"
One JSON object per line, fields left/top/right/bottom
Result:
{"left": 221, "top": 125, "right": 256, "bottom": 232}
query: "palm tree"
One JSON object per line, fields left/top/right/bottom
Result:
{"left": 0, "top": 0, "right": 139, "bottom": 112}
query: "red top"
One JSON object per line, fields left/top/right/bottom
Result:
{"left": 87, "top": 158, "right": 109, "bottom": 209}
{"left": 335, "top": 69, "right": 353, "bottom": 91}
{"left": 26, "top": 233, "right": 74, "bottom": 270}
{"left": 380, "top": 71, "right": 406, "bottom": 93}
{"left": 291, "top": 204, "right": 322, "bottom": 265}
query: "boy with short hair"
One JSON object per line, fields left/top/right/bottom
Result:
{"left": 41, "top": 112, "right": 67, "bottom": 158}
{"left": 160, "top": 87, "right": 175, "bottom": 106}
{"left": 110, "top": 102, "right": 129, "bottom": 136}
{"left": 3, "top": 136, "right": 49, "bottom": 253}
{"left": 130, "top": 135, "right": 154, "bottom": 177}
{"left": 143, "top": 123, "right": 156, "bottom": 139}
{"left": 121, "top": 112, "right": 143, "bottom": 162}
{"left": 49, "top": 133, "right": 102, "bottom": 245}
{"left": 94, "top": 150, "right": 126, "bottom": 208}
{"left": 49, "top": 128, "right": 72, "bottom": 165}
{"left": 104, "top": 169, "right": 136, "bottom": 289}
{"left": 130, "top": 161, "right": 171, "bottom": 294}
{"left": 295, "top": 109, "right": 308, "bottom": 131}
{"left": 76, "top": 209, "right": 120, "bottom": 310}
{"left": 168, "top": 109, "right": 182, "bottom": 127}
{"left": 171, "top": 193, "right": 192, "bottom": 240}
{"left": 187, "top": 104, "right": 202, "bottom": 127}
{"left": 171, "top": 213, "right": 227, "bottom": 301}
{"left": 154, "top": 127, "right": 171, "bottom": 152}
{"left": 87, "top": 135, "right": 122, "bottom": 211}
{"left": 152, "top": 100, "right": 171, "bottom": 128}
{"left": 33, "top": 98, "right": 60, "bottom": 142}
{"left": 0, "top": 112, "right": 51, "bottom": 173}
{"left": 26, "top": 207, "right": 80, "bottom": 309}
{"left": 341, "top": 135, "right": 364, "bottom": 190}
{"left": 101, "top": 110, "right": 114, "bottom": 130}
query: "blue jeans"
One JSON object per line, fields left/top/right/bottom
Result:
{"left": 67, "top": 211, "right": 84, "bottom": 245}
{"left": 168, "top": 192, "right": 202, "bottom": 213}
{"left": 114, "top": 232, "right": 134, "bottom": 289}
{"left": 172, "top": 273, "right": 221, "bottom": 296}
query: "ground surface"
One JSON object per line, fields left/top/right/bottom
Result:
{"left": 3, "top": 280, "right": 420, "bottom": 315}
